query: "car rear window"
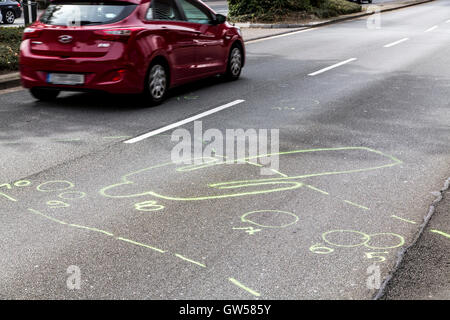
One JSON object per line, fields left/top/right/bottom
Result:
{"left": 39, "top": 2, "right": 137, "bottom": 26}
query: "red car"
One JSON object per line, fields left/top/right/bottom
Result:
{"left": 19, "top": 0, "right": 245, "bottom": 104}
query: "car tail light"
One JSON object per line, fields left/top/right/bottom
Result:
{"left": 23, "top": 28, "right": 42, "bottom": 40}
{"left": 17, "top": 3, "right": 21, "bottom": 7}
{"left": 94, "top": 28, "right": 142, "bottom": 42}
{"left": 111, "top": 69, "right": 126, "bottom": 82}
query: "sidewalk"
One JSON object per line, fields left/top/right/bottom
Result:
{"left": 240, "top": 0, "right": 434, "bottom": 41}
{"left": 381, "top": 178, "right": 450, "bottom": 299}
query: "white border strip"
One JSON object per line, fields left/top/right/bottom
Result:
{"left": 124, "top": 99, "right": 245, "bottom": 144}
{"left": 308, "top": 58, "right": 357, "bottom": 76}
{"left": 384, "top": 37, "right": 409, "bottom": 48}
{"left": 246, "top": 28, "right": 315, "bottom": 44}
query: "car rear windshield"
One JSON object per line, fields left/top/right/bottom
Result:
{"left": 39, "top": 2, "right": 137, "bottom": 26}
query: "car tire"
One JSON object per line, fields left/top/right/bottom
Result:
{"left": 225, "top": 45, "right": 243, "bottom": 81}
{"left": 3, "top": 10, "right": 15, "bottom": 24}
{"left": 30, "top": 88, "right": 60, "bottom": 101}
{"left": 144, "top": 61, "right": 169, "bottom": 105}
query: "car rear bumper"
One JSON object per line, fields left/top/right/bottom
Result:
{"left": 20, "top": 43, "right": 145, "bottom": 94}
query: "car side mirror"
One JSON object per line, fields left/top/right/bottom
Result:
{"left": 213, "top": 14, "right": 226, "bottom": 25}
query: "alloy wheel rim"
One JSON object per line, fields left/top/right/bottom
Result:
{"left": 230, "top": 48, "right": 242, "bottom": 76}
{"left": 6, "top": 11, "right": 14, "bottom": 24}
{"left": 149, "top": 65, "right": 167, "bottom": 100}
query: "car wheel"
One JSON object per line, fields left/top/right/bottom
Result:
{"left": 30, "top": 88, "right": 60, "bottom": 101}
{"left": 145, "top": 62, "right": 169, "bottom": 105}
{"left": 3, "top": 10, "right": 15, "bottom": 24}
{"left": 225, "top": 45, "right": 243, "bottom": 81}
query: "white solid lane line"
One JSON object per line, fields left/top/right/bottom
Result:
{"left": 124, "top": 99, "right": 246, "bottom": 144}
{"left": 246, "top": 28, "right": 315, "bottom": 44}
{"left": 308, "top": 58, "right": 357, "bottom": 76}
{"left": 384, "top": 38, "right": 409, "bottom": 48}
{"left": 424, "top": 25, "right": 438, "bottom": 32}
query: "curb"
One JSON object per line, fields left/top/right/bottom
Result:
{"left": 241, "top": 0, "right": 435, "bottom": 41}
{"left": 373, "top": 176, "right": 450, "bottom": 300}
{"left": 0, "top": 72, "right": 21, "bottom": 90}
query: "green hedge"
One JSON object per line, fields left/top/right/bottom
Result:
{"left": 229, "top": 0, "right": 361, "bottom": 22}
{"left": 0, "top": 27, "right": 24, "bottom": 72}
{"left": 314, "top": 0, "right": 362, "bottom": 18}
{"left": 229, "top": 0, "right": 312, "bottom": 17}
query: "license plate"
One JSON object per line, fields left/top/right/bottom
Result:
{"left": 47, "top": 73, "right": 84, "bottom": 85}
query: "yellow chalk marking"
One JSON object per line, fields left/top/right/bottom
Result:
{"left": 47, "top": 200, "right": 70, "bottom": 208}
{"left": 68, "top": 224, "right": 114, "bottom": 236}
{"left": 233, "top": 226, "right": 262, "bottom": 235}
{"left": 116, "top": 237, "right": 166, "bottom": 254}
{"left": 0, "top": 193, "right": 17, "bottom": 202}
{"left": 430, "top": 229, "right": 450, "bottom": 239}
{"left": 28, "top": 208, "right": 67, "bottom": 225}
{"left": 322, "top": 230, "right": 370, "bottom": 248}
{"left": 174, "top": 254, "right": 206, "bottom": 268}
{"left": 58, "top": 191, "right": 86, "bottom": 200}
{"left": 391, "top": 215, "right": 416, "bottom": 224}
{"left": 305, "top": 184, "right": 329, "bottom": 195}
{"left": 228, "top": 278, "right": 261, "bottom": 297}
{"left": 343, "top": 200, "right": 369, "bottom": 211}
{"left": 0, "top": 183, "right": 17, "bottom": 202}
{"left": 37, "top": 181, "right": 74, "bottom": 192}
{"left": 365, "top": 233, "right": 405, "bottom": 250}
{"left": 28, "top": 209, "right": 165, "bottom": 253}
{"left": 99, "top": 147, "right": 402, "bottom": 202}
{"left": 134, "top": 200, "right": 165, "bottom": 212}
{"left": 245, "top": 161, "right": 263, "bottom": 168}
{"left": 212, "top": 147, "right": 402, "bottom": 187}
{"left": 14, "top": 180, "right": 31, "bottom": 187}
{"left": 309, "top": 243, "right": 334, "bottom": 254}
{"left": 146, "top": 181, "right": 303, "bottom": 201}
{"left": 241, "top": 210, "right": 299, "bottom": 228}
{"left": 269, "top": 169, "right": 288, "bottom": 177}
{"left": 365, "top": 252, "right": 388, "bottom": 263}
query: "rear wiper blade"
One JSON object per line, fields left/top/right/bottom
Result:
{"left": 70, "top": 20, "right": 98, "bottom": 26}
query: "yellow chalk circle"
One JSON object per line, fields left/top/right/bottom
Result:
{"left": 322, "top": 230, "right": 370, "bottom": 248}
{"left": 241, "top": 210, "right": 299, "bottom": 228}
{"left": 134, "top": 201, "right": 165, "bottom": 212}
{"left": 322, "top": 230, "right": 405, "bottom": 250}
{"left": 309, "top": 243, "right": 334, "bottom": 254}
{"left": 37, "top": 181, "right": 74, "bottom": 192}
{"left": 58, "top": 191, "right": 86, "bottom": 200}
{"left": 14, "top": 180, "right": 31, "bottom": 187}
{"left": 364, "top": 233, "right": 405, "bottom": 250}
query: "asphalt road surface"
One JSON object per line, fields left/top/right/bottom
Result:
{"left": 0, "top": 0, "right": 449, "bottom": 299}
